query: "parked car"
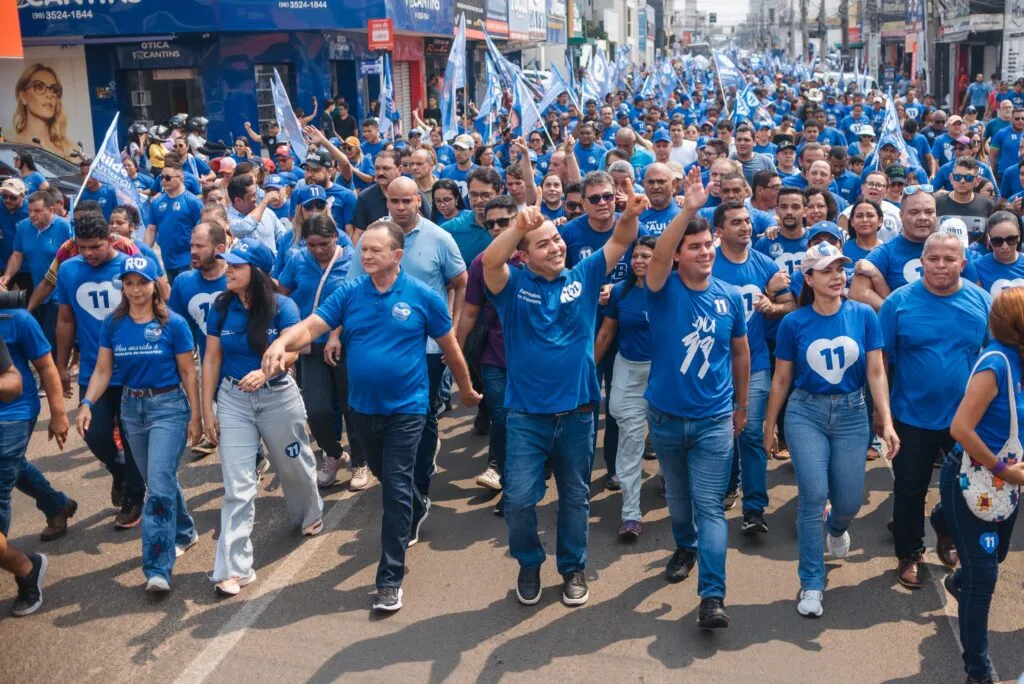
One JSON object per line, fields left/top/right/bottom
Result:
{"left": 0, "top": 142, "right": 83, "bottom": 205}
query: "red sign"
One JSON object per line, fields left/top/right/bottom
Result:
{"left": 0, "top": 1, "right": 24, "bottom": 59}
{"left": 368, "top": 19, "right": 394, "bottom": 51}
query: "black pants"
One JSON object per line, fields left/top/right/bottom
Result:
{"left": 892, "top": 420, "right": 954, "bottom": 559}
{"left": 298, "top": 344, "right": 365, "bottom": 467}
{"left": 596, "top": 349, "right": 619, "bottom": 477}
{"left": 79, "top": 384, "right": 146, "bottom": 504}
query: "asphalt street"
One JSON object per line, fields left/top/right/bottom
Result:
{"left": 2, "top": 396, "right": 1022, "bottom": 683}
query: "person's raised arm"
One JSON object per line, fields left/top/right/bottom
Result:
{"left": 513, "top": 137, "right": 539, "bottom": 206}
{"left": 305, "top": 125, "right": 353, "bottom": 179}
{"left": 605, "top": 182, "right": 647, "bottom": 274}
{"left": 482, "top": 205, "right": 545, "bottom": 295}
{"left": 648, "top": 165, "right": 707, "bottom": 292}
{"left": 563, "top": 134, "right": 581, "bottom": 184}
{"left": 262, "top": 314, "right": 332, "bottom": 377}
{"left": 242, "top": 122, "right": 263, "bottom": 144}
{"left": 300, "top": 96, "right": 319, "bottom": 125}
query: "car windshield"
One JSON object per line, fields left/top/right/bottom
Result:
{"left": 0, "top": 145, "right": 80, "bottom": 179}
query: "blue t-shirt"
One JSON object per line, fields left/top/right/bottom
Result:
{"left": 638, "top": 203, "right": 682, "bottom": 237}
{"left": 434, "top": 144, "right": 455, "bottom": 167}
{"left": 99, "top": 312, "right": 194, "bottom": 390}
{"left": 991, "top": 126, "right": 1024, "bottom": 175}
{"left": 361, "top": 139, "right": 387, "bottom": 160}
{"left": 56, "top": 253, "right": 128, "bottom": 385}
{"left": 698, "top": 202, "right": 778, "bottom": 237}
{"left": 348, "top": 156, "right": 375, "bottom": 191}
{"left": 205, "top": 293, "right": 300, "bottom": 380}
{"left": 149, "top": 190, "right": 204, "bottom": 270}
{"left": 972, "top": 252, "right": 1024, "bottom": 297}
{"left": 753, "top": 231, "right": 809, "bottom": 276}
{"left": 865, "top": 235, "right": 927, "bottom": 290}
{"left": 20, "top": 171, "right": 46, "bottom": 195}
{"left": 78, "top": 185, "right": 119, "bottom": 220}
{"left": 540, "top": 202, "right": 565, "bottom": 221}
{"left": 168, "top": 269, "right": 226, "bottom": 360}
{"left": 878, "top": 280, "right": 991, "bottom": 430}
{"left": 488, "top": 250, "right": 606, "bottom": 413}
{"left": 437, "top": 163, "right": 477, "bottom": 197}
{"left": 574, "top": 142, "right": 607, "bottom": 174}
{"left": 711, "top": 247, "right": 779, "bottom": 373}
{"left": 0, "top": 310, "right": 49, "bottom": 421}
{"left": 441, "top": 210, "right": 493, "bottom": 265}
{"left": 833, "top": 170, "right": 863, "bottom": 205}
{"left": 971, "top": 341, "right": 1024, "bottom": 453}
{"left": 604, "top": 281, "right": 651, "bottom": 362}
{"left": 279, "top": 243, "right": 354, "bottom": 342}
{"left": 776, "top": 300, "right": 883, "bottom": 395}
{"left": 315, "top": 272, "right": 451, "bottom": 415}
{"left": 13, "top": 217, "right": 72, "bottom": 299}
{"left": 0, "top": 203, "right": 28, "bottom": 270}
{"left": 560, "top": 213, "right": 630, "bottom": 283}
{"left": 322, "top": 182, "right": 357, "bottom": 229}
{"left": 645, "top": 276, "right": 747, "bottom": 419}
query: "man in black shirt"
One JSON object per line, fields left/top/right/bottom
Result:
{"left": 423, "top": 96, "right": 442, "bottom": 126}
{"left": 349, "top": 149, "right": 401, "bottom": 239}
{"left": 333, "top": 101, "right": 358, "bottom": 140}
{"left": 935, "top": 157, "right": 995, "bottom": 239}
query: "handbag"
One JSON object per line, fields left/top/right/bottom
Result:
{"left": 300, "top": 245, "right": 342, "bottom": 356}
{"left": 958, "top": 350, "right": 1022, "bottom": 522}
{"left": 463, "top": 305, "right": 496, "bottom": 373}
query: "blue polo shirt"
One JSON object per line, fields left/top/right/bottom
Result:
{"left": 0, "top": 202, "right": 28, "bottom": 270}
{"left": 315, "top": 272, "right": 450, "bottom": 414}
{"left": 279, "top": 243, "right": 354, "bottom": 342}
{"left": 488, "top": 250, "right": 606, "bottom": 413}
{"left": 711, "top": 247, "right": 779, "bottom": 373}
{"left": 20, "top": 172, "right": 46, "bottom": 195}
{"left": 56, "top": 253, "right": 128, "bottom": 386}
{"left": 0, "top": 310, "right": 50, "bottom": 421}
{"left": 878, "top": 280, "right": 991, "bottom": 430}
{"left": 205, "top": 293, "right": 300, "bottom": 381}
{"left": 441, "top": 210, "right": 493, "bottom": 265}
{"left": 99, "top": 312, "right": 194, "bottom": 390}
{"left": 604, "top": 281, "right": 651, "bottom": 362}
{"left": 149, "top": 190, "right": 204, "bottom": 270}
{"left": 638, "top": 203, "right": 681, "bottom": 237}
{"left": 645, "top": 275, "right": 747, "bottom": 419}
{"left": 560, "top": 213, "right": 630, "bottom": 283}
{"left": 13, "top": 217, "right": 72, "bottom": 301}
{"left": 168, "top": 269, "right": 226, "bottom": 359}
{"left": 991, "top": 126, "right": 1024, "bottom": 175}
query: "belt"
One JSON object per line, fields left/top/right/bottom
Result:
{"left": 224, "top": 374, "right": 290, "bottom": 388}
{"left": 553, "top": 402, "right": 597, "bottom": 417}
{"left": 124, "top": 386, "right": 178, "bottom": 398}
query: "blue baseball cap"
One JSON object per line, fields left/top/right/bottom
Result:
{"left": 652, "top": 129, "right": 671, "bottom": 143}
{"left": 118, "top": 255, "right": 160, "bottom": 282}
{"left": 291, "top": 184, "right": 328, "bottom": 207}
{"left": 757, "top": 121, "right": 773, "bottom": 131}
{"left": 807, "top": 220, "right": 845, "bottom": 244}
{"left": 263, "top": 174, "right": 287, "bottom": 190}
{"left": 219, "top": 238, "right": 274, "bottom": 274}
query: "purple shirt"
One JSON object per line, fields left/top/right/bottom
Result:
{"left": 466, "top": 253, "right": 520, "bottom": 369}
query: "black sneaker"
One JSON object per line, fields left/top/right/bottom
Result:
{"left": 408, "top": 497, "right": 431, "bottom": 547}
{"left": 604, "top": 474, "right": 621, "bottom": 491}
{"left": 12, "top": 553, "right": 47, "bottom": 617}
{"left": 723, "top": 490, "right": 738, "bottom": 511}
{"left": 643, "top": 434, "right": 657, "bottom": 460}
{"left": 516, "top": 566, "right": 542, "bottom": 605}
{"left": 372, "top": 586, "right": 403, "bottom": 612}
{"left": 698, "top": 597, "right": 730, "bottom": 629}
{"left": 665, "top": 548, "right": 697, "bottom": 583}
{"left": 110, "top": 481, "right": 124, "bottom": 508}
{"left": 114, "top": 500, "right": 142, "bottom": 530}
{"left": 561, "top": 570, "right": 589, "bottom": 606}
{"left": 741, "top": 510, "right": 769, "bottom": 534}
{"left": 944, "top": 570, "right": 961, "bottom": 603}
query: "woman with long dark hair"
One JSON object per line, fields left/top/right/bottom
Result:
{"left": 804, "top": 187, "right": 838, "bottom": 225}
{"left": 843, "top": 198, "right": 885, "bottom": 264}
{"left": 76, "top": 255, "right": 201, "bottom": 592}
{"left": 973, "top": 211, "right": 1024, "bottom": 297}
{"left": 202, "top": 238, "right": 323, "bottom": 597}
{"left": 431, "top": 179, "right": 466, "bottom": 225}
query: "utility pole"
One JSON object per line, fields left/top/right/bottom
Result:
{"left": 840, "top": 0, "right": 849, "bottom": 62}
{"left": 800, "top": 0, "right": 809, "bottom": 61}
{"left": 865, "top": 0, "right": 879, "bottom": 80}
{"left": 817, "top": 0, "right": 826, "bottom": 66}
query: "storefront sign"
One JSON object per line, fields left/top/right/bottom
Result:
{"left": 388, "top": 0, "right": 456, "bottom": 36}
{"left": 360, "top": 59, "right": 382, "bottom": 76}
{"left": 528, "top": 0, "right": 546, "bottom": 42}
{"left": 116, "top": 40, "right": 204, "bottom": 70}
{"left": 486, "top": 0, "right": 509, "bottom": 37}
{"left": 546, "top": 0, "right": 566, "bottom": 44}
{"left": 454, "top": 0, "right": 487, "bottom": 37}
{"left": 880, "top": 0, "right": 906, "bottom": 39}
{"left": 905, "top": 0, "right": 924, "bottom": 32}
{"left": 18, "top": 0, "right": 217, "bottom": 38}
{"left": 1004, "top": 0, "right": 1024, "bottom": 81}
{"left": 368, "top": 19, "right": 393, "bottom": 51}
{"left": 424, "top": 37, "right": 453, "bottom": 54}
{"left": 508, "top": 0, "right": 531, "bottom": 40}
{"left": 638, "top": 6, "right": 647, "bottom": 53}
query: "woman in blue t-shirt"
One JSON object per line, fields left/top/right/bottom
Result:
{"left": 277, "top": 214, "right": 364, "bottom": 491}
{"left": 202, "top": 238, "right": 323, "bottom": 597}
{"left": 972, "top": 211, "right": 1024, "bottom": 298}
{"left": 76, "top": 255, "right": 200, "bottom": 592}
{"left": 842, "top": 199, "right": 885, "bottom": 265}
{"left": 933, "top": 288, "right": 1024, "bottom": 683}
{"left": 764, "top": 242, "right": 899, "bottom": 618}
{"left": 595, "top": 236, "right": 655, "bottom": 540}
{"left": 430, "top": 179, "right": 465, "bottom": 226}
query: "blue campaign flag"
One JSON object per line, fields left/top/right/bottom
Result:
{"left": 714, "top": 50, "right": 746, "bottom": 90}
{"left": 271, "top": 68, "right": 308, "bottom": 160}
{"left": 442, "top": 13, "right": 467, "bottom": 141}
{"left": 74, "top": 112, "right": 142, "bottom": 212}
{"left": 583, "top": 48, "right": 609, "bottom": 104}
{"left": 475, "top": 55, "right": 503, "bottom": 142}
{"left": 483, "top": 25, "right": 518, "bottom": 90}
{"left": 538, "top": 63, "right": 571, "bottom": 113}
{"left": 880, "top": 89, "right": 915, "bottom": 165}
{"left": 615, "top": 45, "right": 632, "bottom": 91}
{"left": 565, "top": 52, "right": 581, "bottom": 109}
{"left": 510, "top": 71, "right": 544, "bottom": 138}
{"left": 379, "top": 53, "right": 398, "bottom": 139}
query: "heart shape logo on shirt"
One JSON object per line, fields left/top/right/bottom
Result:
{"left": 990, "top": 278, "right": 1024, "bottom": 296}
{"left": 75, "top": 281, "right": 122, "bottom": 321}
{"left": 806, "top": 336, "right": 860, "bottom": 385}
{"left": 735, "top": 284, "right": 763, "bottom": 322}
{"left": 902, "top": 258, "right": 924, "bottom": 284}
{"left": 774, "top": 252, "right": 802, "bottom": 276}
{"left": 187, "top": 292, "right": 220, "bottom": 335}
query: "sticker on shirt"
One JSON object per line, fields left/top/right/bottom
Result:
{"left": 990, "top": 278, "right": 1024, "bottom": 297}
{"left": 734, "top": 284, "right": 762, "bottom": 322}
{"left": 188, "top": 293, "right": 219, "bottom": 334}
{"left": 392, "top": 302, "right": 412, "bottom": 321}
{"left": 75, "top": 282, "right": 122, "bottom": 321}
{"left": 143, "top": 322, "right": 163, "bottom": 342}
{"left": 979, "top": 531, "right": 998, "bottom": 554}
{"left": 902, "top": 258, "right": 924, "bottom": 284}
{"left": 807, "top": 336, "right": 860, "bottom": 384}
{"left": 285, "top": 441, "right": 301, "bottom": 459}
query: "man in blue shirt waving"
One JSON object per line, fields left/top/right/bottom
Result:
{"left": 480, "top": 187, "right": 644, "bottom": 609}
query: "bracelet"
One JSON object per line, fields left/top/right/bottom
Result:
{"left": 990, "top": 460, "right": 1008, "bottom": 477}
{"left": 80, "top": 398, "right": 94, "bottom": 410}
{"left": 734, "top": 405, "right": 748, "bottom": 412}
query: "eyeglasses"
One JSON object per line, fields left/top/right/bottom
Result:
{"left": 863, "top": 181, "right": 888, "bottom": 189}
{"left": 565, "top": 201, "right": 582, "bottom": 211}
{"left": 24, "top": 80, "right": 62, "bottom": 98}
{"left": 469, "top": 191, "right": 495, "bottom": 201}
{"left": 989, "top": 235, "right": 1020, "bottom": 248}
{"left": 952, "top": 173, "right": 976, "bottom": 183}
{"left": 902, "top": 184, "right": 933, "bottom": 196}
{"left": 435, "top": 195, "right": 456, "bottom": 205}
{"left": 304, "top": 200, "right": 328, "bottom": 211}
{"left": 586, "top": 193, "right": 615, "bottom": 205}
{"left": 485, "top": 216, "right": 514, "bottom": 229}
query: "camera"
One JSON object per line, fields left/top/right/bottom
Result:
{"left": 0, "top": 290, "right": 28, "bottom": 309}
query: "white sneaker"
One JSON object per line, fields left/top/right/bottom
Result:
{"left": 146, "top": 576, "right": 170, "bottom": 593}
{"left": 175, "top": 533, "right": 199, "bottom": 558}
{"left": 318, "top": 456, "right": 342, "bottom": 488}
{"left": 827, "top": 530, "right": 851, "bottom": 559}
{"left": 475, "top": 467, "right": 502, "bottom": 490}
{"left": 349, "top": 465, "right": 370, "bottom": 491}
{"left": 214, "top": 573, "right": 256, "bottom": 597}
{"left": 797, "top": 589, "right": 823, "bottom": 617}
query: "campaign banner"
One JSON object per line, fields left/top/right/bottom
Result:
{"left": 546, "top": 0, "right": 566, "bottom": 44}
{"left": 387, "top": 0, "right": 457, "bottom": 36}
{"left": 271, "top": 68, "right": 309, "bottom": 160}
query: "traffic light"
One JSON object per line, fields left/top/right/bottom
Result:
{"left": 709, "top": 12, "right": 717, "bottom": 23}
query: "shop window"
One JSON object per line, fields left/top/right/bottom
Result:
{"left": 255, "top": 64, "right": 295, "bottom": 137}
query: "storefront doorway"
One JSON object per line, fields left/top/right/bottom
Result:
{"left": 124, "top": 68, "right": 205, "bottom": 127}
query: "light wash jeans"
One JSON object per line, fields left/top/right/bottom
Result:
{"left": 212, "top": 376, "right": 323, "bottom": 582}
{"left": 784, "top": 388, "right": 869, "bottom": 591}
{"left": 607, "top": 353, "right": 650, "bottom": 523}
{"left": 120, "top": 388, "right": 196, "bottom": 583}
{"left": 648, "top": 406, "right": 734, "bottom": 599}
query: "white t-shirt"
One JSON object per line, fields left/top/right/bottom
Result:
{"left": 840, "top": 199, "right": 902, "bottom": 243}
{"left": 670, "top": 141, "right": 698, "bottom": 167}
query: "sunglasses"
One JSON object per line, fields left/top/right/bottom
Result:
{"left": 586, "top": 193, "right": 615, "bottom": 205}
{"left": 952, "top": 173, "right": 976, "bottom": 183}
{"left": 25, "top": 80, "right": 62, "bottom": 98}
{"left": 902, "top": 184, "right": 933, "bottom": 196}
{"left": 485, "top": 216, "right": 513, "bottom": 229}
{"left": 565, "top": 201, "right": 582, "bottom": 211}
{"left": 304, "top": 200, "right": 328, "bottom": 210}
{"left": 989, "top": 235, "right": 1020, "bottom": 248}
{"left": 161, "top": 174, "right": 180, "bottom": 181}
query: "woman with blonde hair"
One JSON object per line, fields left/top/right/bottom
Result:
{"left": 11, "top": 64, "right": 74, "bottom": 159}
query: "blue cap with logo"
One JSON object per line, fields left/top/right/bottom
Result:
{"left": 291, "top": 184, "right": 328, "bottom": 207}
{"left": 263, "top": 174, "right": 287, "bottom": 190}
{"left": 219, "top": 238, "right": 274, "bottom": 274}
{"left": 807, "top": 220, "right": 846, "bottom": 244}
{"left": 118, "top": 255, "right": 160, "bottom": 282}
{"left": 652, "top": 129, "right": 671, "bottom": 143}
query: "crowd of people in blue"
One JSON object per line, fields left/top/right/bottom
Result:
{"left": 0, "top": 48, "right": 1023, "bottom": 684}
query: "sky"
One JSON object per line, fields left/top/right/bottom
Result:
{"left": 694, "top": 0, "right": 752, "bottom": 26}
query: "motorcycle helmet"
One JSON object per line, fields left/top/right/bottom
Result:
{"left": 187, "top": 116, "right": 209, "bottom": 133}
{"left": 167, "top": 113, "right": 188, "bottom": 129}
{"left": 148, "top": 124, "right": 171, "bottom": 141}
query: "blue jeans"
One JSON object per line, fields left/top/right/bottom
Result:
{"left": 351, "top": 412, "right": 427, "bottom": 588}
{"left": 648, "top": 406, "right": 734, "bottom": 599}
{"left": 0, "top": 419, "right": 69, "bottom": 535}
{"left": 784, "top": 388, "right": 870, "bottom": 591}
{"left": 933, "top": 453, "right": 1019, "bottom": 679}
{"left": 480, "top": 364, "right": 508, "bottom": 478}
{"left": 505, "top": 410, "right": 595, "bottom": 574}
{"left": 79, "top": 384, "right": 146, "bottom": 504}
{"left": 728, "top": 369, "right": 770, "bottom": 513}
{"left": 120, "top": 388, "right": 196, "bottom": 582}
{"left": 414, "top": 353, "right": 444, "bottom": 497}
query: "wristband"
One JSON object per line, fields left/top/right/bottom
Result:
{"left": 990, "top": 460, "right": 1008, "bottom": 477}
{"left": 80, "top": 398, "right": 94, "bottom": 410}
{"left": 734, "top": 405, "right": 748, "bottom": 412}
